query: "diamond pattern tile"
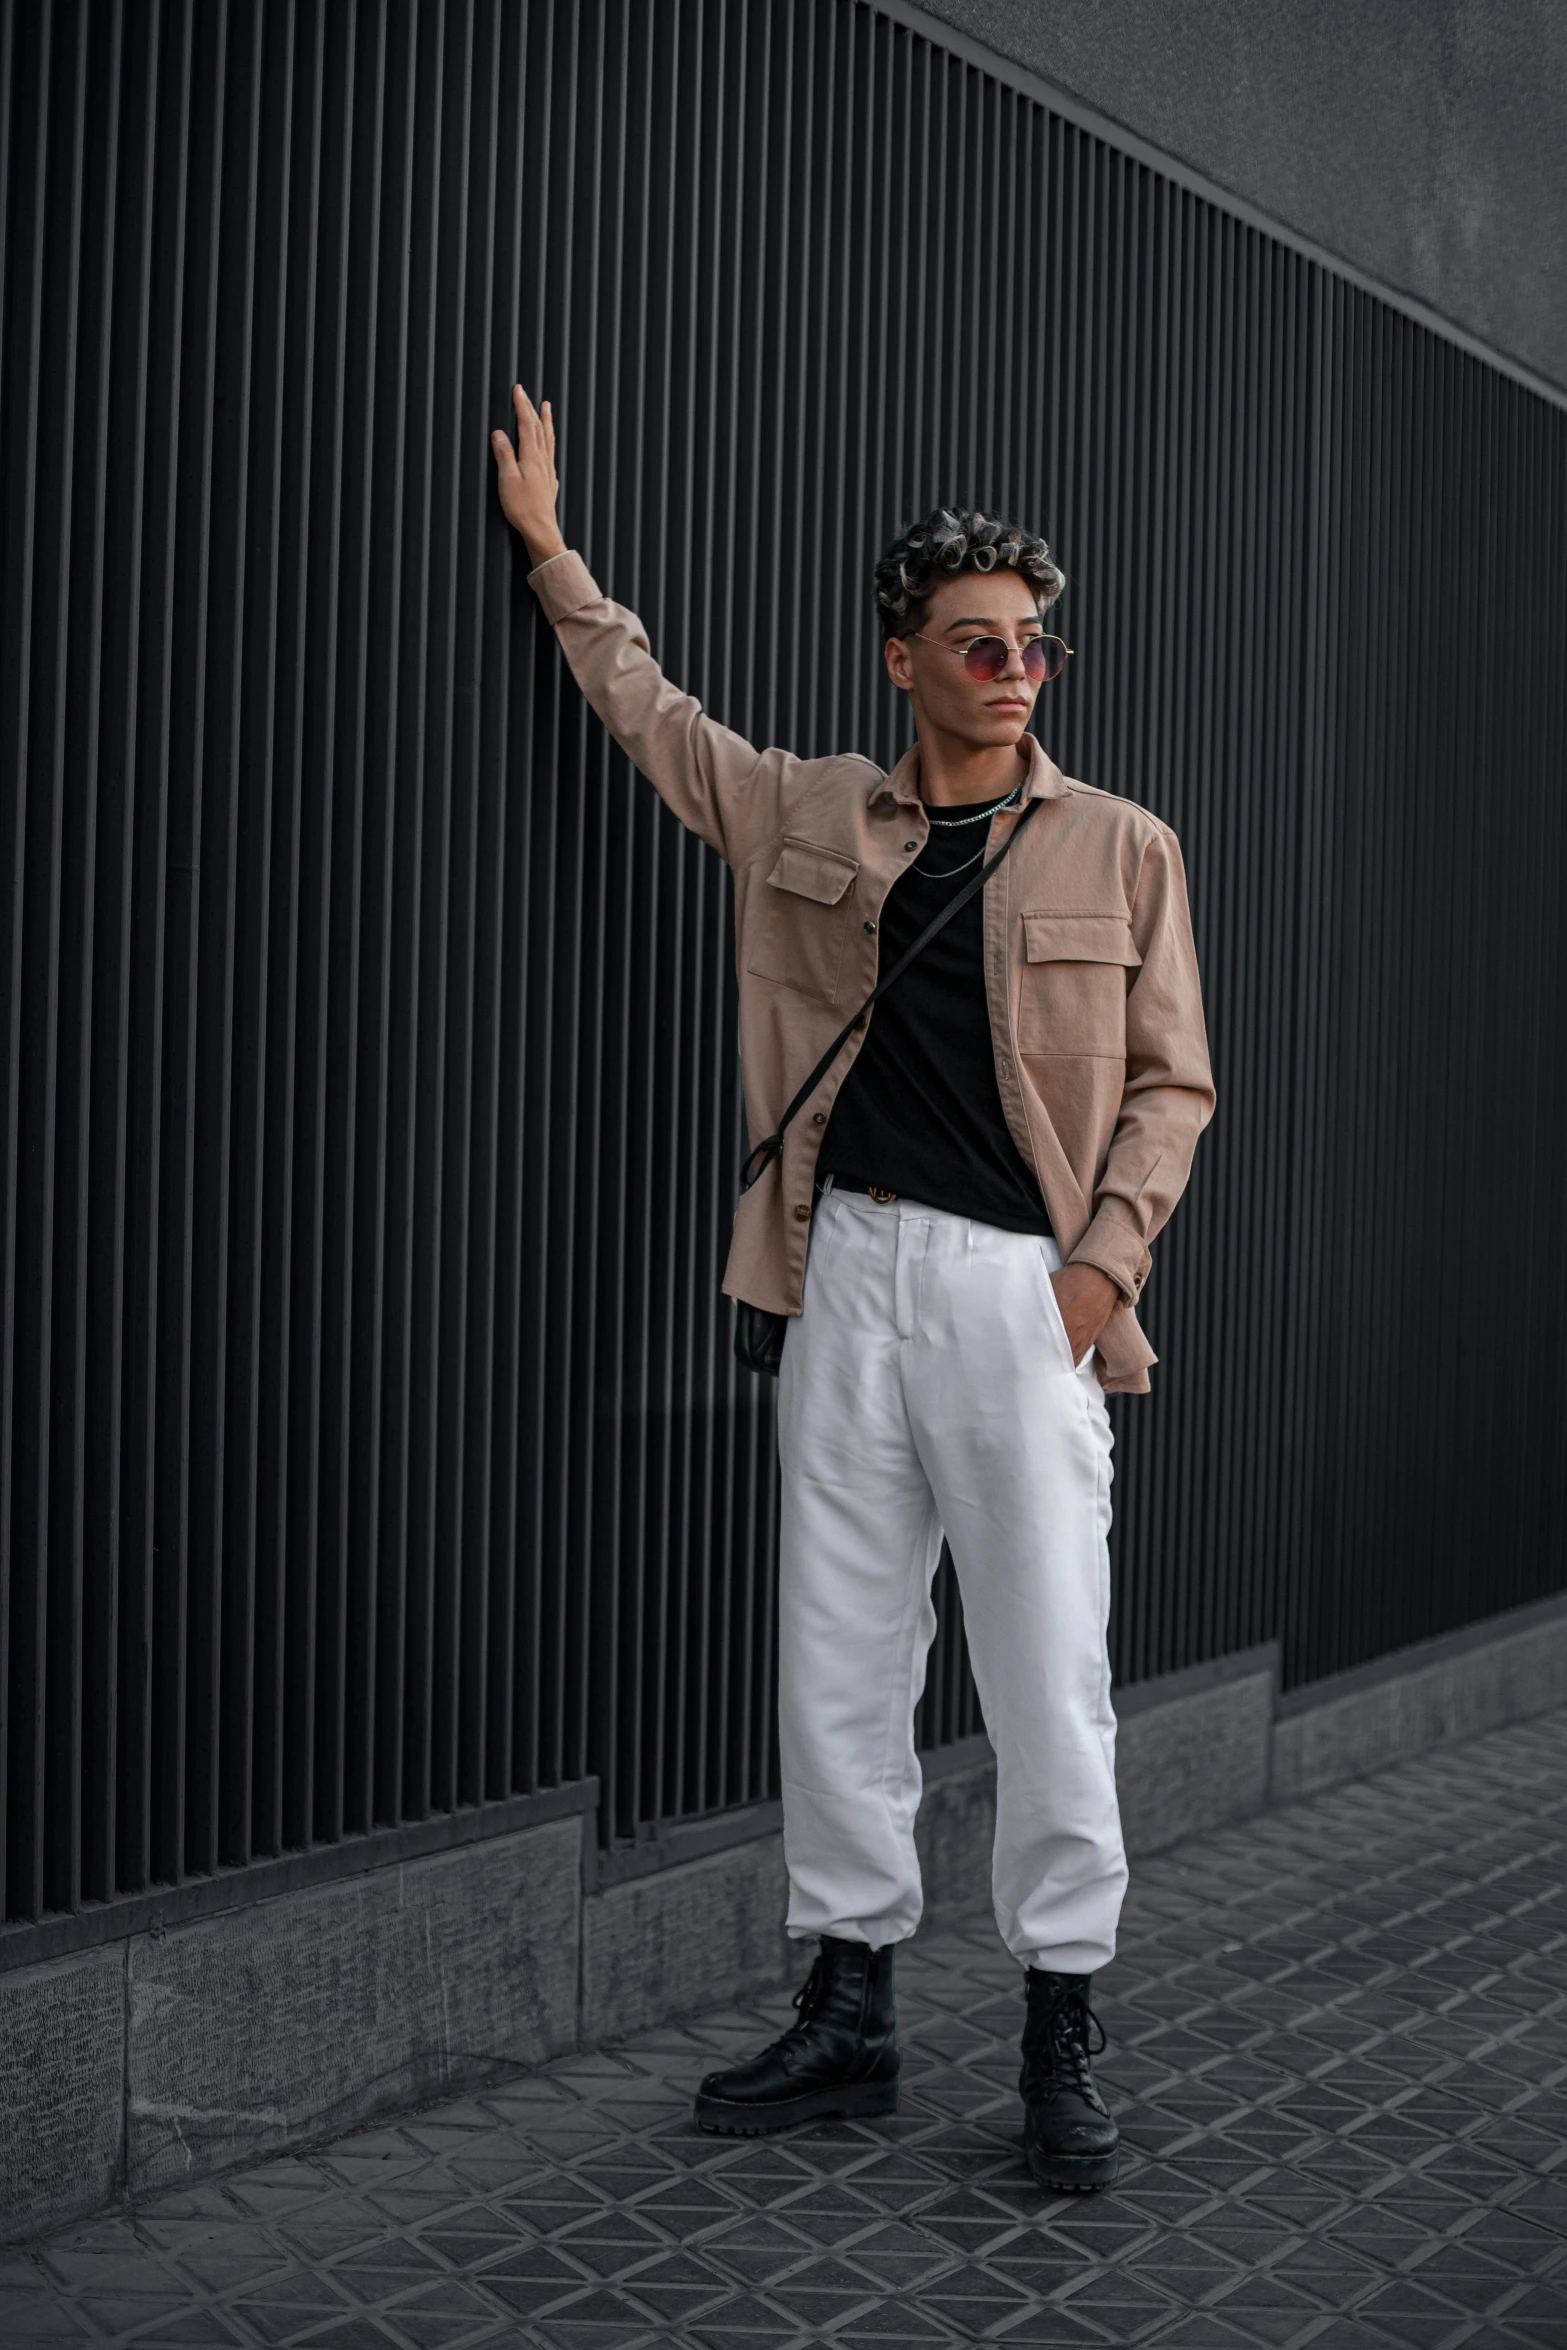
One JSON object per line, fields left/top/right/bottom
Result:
{"left": 8, "top": 1706, "right": 1567, "bottom": 2347}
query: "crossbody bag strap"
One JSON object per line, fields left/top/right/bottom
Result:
{"left": 738, "top": 792, "right": 1042, "bottom": 1194}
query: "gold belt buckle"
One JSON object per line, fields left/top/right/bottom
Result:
{"left": 867, "top": 1185, "right": 899, "bottom": 1204}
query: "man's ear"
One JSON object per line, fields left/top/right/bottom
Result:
{"left": 884, "top": 636, "right": 914, "bottom": 694}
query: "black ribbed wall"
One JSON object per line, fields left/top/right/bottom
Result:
{"left": 3, "top": 0, "right": 1565, "bottom": 1943}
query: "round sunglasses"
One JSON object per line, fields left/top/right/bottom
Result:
{"left": 907, "top": 629, "right": 1073, "bottom": 684}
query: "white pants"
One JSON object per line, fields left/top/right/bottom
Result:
{"left": 775, "top": 1182, "right": 1126, "bottom": 1974}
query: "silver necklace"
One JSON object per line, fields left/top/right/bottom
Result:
{"left": 912, "top": 777, "right": 1024, "bottom": 877}
{"left": 911, "top": 836, "right": 990, "bottom": 879}
{"left": 921, "top": 778, "right": 1025, "bottom": 827}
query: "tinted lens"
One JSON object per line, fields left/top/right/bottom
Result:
{"left": 1022, "top": 636, "right": 1067, "bottom": 682}
{"left": 961, "top": 635, "right": 1009, "bottom": 681}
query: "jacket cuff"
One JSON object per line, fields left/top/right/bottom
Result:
{"left": 1068, "top": 1209, "right": 1152, "bottom": 1306}
{"left": 526, "top": 546, "right": 601, "bottom": 622}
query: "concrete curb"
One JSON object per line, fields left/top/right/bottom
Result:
{"left": 1271, "top": 1592, "right": 1567, "bottom": 1802}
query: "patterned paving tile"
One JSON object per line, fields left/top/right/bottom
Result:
{"left": 9, "top": 1706, "right": 1567, "bottom": 2348}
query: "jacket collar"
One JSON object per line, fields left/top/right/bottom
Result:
{"left": 875, "top": 729, "right": 1071, "bottom": 808}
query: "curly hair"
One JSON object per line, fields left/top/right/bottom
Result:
{"left": 873, "top": 505, "right": 1066, "bottom": 642}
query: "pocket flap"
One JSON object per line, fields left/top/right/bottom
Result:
{"left": 1022, "top": 912, "right": 1142, "bottom": 967}
{"left": 765, "top": 840, "right": 860, "bottom": 906}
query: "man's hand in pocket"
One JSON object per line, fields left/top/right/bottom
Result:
{"left": 1050, "top": 1263, "right": 1120, "bottom": 1367}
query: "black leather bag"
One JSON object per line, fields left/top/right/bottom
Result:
{"left": 733, "top": 1298, "right": 789, "bottom": 1376}
{"left": 732, "top": 795, "right": 1042, "bottom": 1375}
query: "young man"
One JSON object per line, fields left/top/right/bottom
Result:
{"left": 493, "top": 386, "right": 1214, "bottom": 2193}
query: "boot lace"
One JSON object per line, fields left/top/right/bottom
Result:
{"left": 770, "top": 1952, "right": 830, "bottom": 2052}
{"left": 1021, "top": 1981, "right": 1107, "bottom": 2105}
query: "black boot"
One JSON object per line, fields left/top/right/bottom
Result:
{"left": 693, "top": 1935, "right": 900, "bottom": 2135}
{"left": 1019, "top": 1968, "right": 1120, "bottom": 2191}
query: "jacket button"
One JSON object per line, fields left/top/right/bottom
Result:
{"left": 904, "top": 841, "right": 917, "bottom": 852}
{"left": 998, "top": 1058, "right": 1013, "bottom": 1082}
{"left": 812, "top": 1112, "right": 826, "bottom": 1125}
{"left": 793, "top": 1202, "right": 811, "bottom": 1222}
{"left": 864, "top": 919, "right": 876, "bottom": 934}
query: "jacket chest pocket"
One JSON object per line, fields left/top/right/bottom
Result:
{"left": 745, "top": 839, "right": 862, "bottom": 1004}
{"left": 1016, "top": 913, "right": 1141, "bottom": 1056}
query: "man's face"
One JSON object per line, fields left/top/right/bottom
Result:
{"left": 883, "top": 569, "right": 1050, "bottom": 747}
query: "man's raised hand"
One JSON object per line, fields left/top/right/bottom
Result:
{"left": 491, "top": 384, "right": 566, "bottom": 566}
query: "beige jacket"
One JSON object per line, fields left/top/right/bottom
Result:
{"left": 529, "top": 549, "right": 1216, "bottom": 1392}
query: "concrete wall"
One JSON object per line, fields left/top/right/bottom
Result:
{"left": 0, "top": 1819, "right": 583, "bottom": 2245}
{"left": 5, "top": 1592, "right": 1566, "bottom": 2243}
{"left": 909, "top": 0, "right": 1567, "bottom": 394}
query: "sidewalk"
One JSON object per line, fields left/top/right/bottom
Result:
{"left": 6, "top": 1708, "right": 1566, "bottom": 2349}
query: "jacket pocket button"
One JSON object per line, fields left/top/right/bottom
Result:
{"left": 863, "top": 919, "right": 877, "bottom": 933}
{"left": 793, "top": 1202, "right": 811, "bottom": 1222}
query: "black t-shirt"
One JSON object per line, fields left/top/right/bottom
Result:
{"left": 817, "top": 781, "right": 1056, "bottom": 1239}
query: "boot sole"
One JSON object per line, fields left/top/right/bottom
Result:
{"left": 1026, "top": 2144, "right": 1120, "bottom": 2193}
{"left": 693, "top": 2078, "right": 900, "bottom": 2136}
